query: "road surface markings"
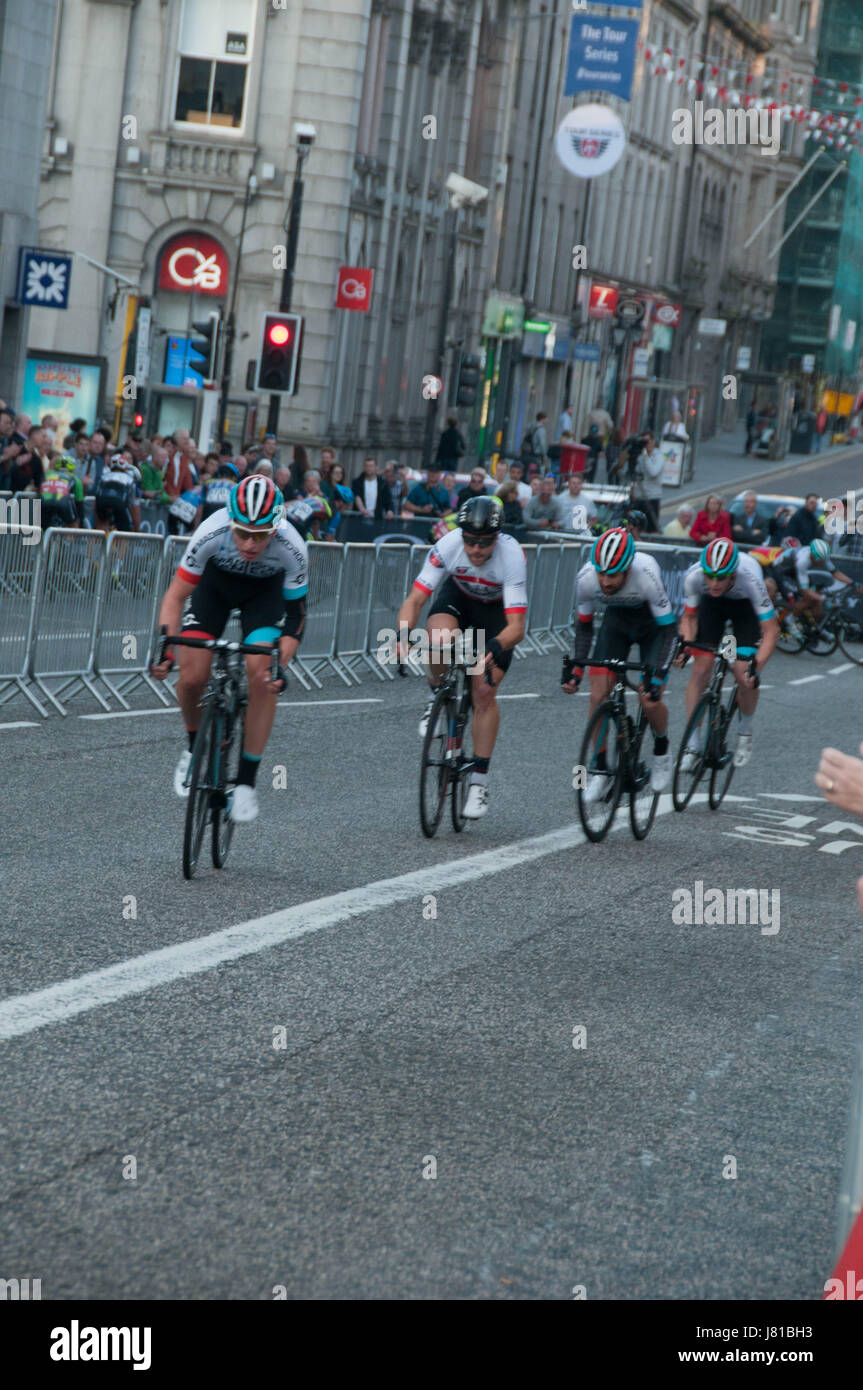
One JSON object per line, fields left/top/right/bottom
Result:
{"left": 80, "top": 698, "right": 385, "bottom": 720}
{"left": 0, "top": 721, "right": 40, "bottom": 730}
{"left": 497, "top": 693, "right": 540, "bottom": 700}
{"left": 788, "top": 674, "right": 824, "bottom": 686}
{"left": 0, "top": 794, "right": 749, "bottom": 1043}
{"left": 829, "top": 663, "right": 854, "bottom": 675}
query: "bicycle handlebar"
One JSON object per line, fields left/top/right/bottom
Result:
{"left": 156, "top": 630, "right": 287, "bottom": 689}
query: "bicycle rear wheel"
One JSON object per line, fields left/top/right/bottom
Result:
{"left": 450, "top": 673, "right": 473, "bottom": 833}
{"left": 183, "top": 702, "right": 215, "bottom": 879}
{"left": 672, "top": 694, "right": 712, "bottom": 811}
{"left": 577, "top": 701, "right": 624, "bottom": 842}
{"left": 805, "top": 618, "right": 838, "bottom": 656}
{"left": 836, "top": 618, "right": 863, "bottom": 665}
{"left": 212, "top": 702, "right": 245, "bottom": 868}
{"left": 708, "top": 694, "right": 737, "bottom": 810}
{"left": 420, "top": 686, "right": 453, "bottom": 838}
{"left": 776, "top": 608, "right": 806, "bottom": 653}
{"left": 629, "top": 716, "right": 659, "bottom": 840}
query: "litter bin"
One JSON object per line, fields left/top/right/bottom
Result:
{"left": 559, "top": 442, "right": 589, "bottom": 477}
{"left": 790, "top": 411, "right": 816, "bottom": 454}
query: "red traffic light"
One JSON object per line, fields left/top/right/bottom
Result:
{"left": 133, "top": 413, "right": 144, "bottom": 428}
{"left": 268, "top": 324, "right": 291, "bottom": 346}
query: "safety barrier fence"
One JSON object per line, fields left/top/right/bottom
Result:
{"left": 1, "top": 529, "right": 726, "bottom": 716}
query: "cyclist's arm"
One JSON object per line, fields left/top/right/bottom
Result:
{"left": 832, "top": 568, "right": 855, "bottom": 586}
{"left": 678, "top": 605, "right": 698, "bottom": 647}
{"left": 153, "top": 573, "right": 198, "bottom": 674}
{"left": 492, "top": 610, "right": 526, "bottom": 653}
{"left": 397, "top": 585, "right": 427, "bottom": 638}
{"left": 755, "top": 615, "right": 778, "bottom": 667}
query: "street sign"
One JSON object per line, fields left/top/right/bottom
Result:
{"left": 652, "top": 323, "right": 673, "bottom": 351}
{"left": 482, "top": 293, "right": 524, "bottom": 338}
{"left": 698, "top": 317, "right": 727, "bottom": 337}
{"left": 632, "top": 346, "right": 650, "bottom": 377}
{"left": 616, "top": 296, "right": 645, "bottom": 325}
{"left": 335, "top": 266, "right": 373, "bottom": 311}
{"left": 589, "top": 284, "right": 618, "bottom": 319}
{"left": 653, "top": 302, "right": 682, "bottom": 327}
{"left": 565, "top": 17, "right": 639, "bottom": 101}
{"left": 801, "top": 354, "right": 815, "bottom": 373}
{"left": 16, "top": 248, "right": 73, "bottom": 309}
{"left": 573, "top": 342, "right": 601, "bottom": 362}
{"left": 736, "top": 346, "right": 751, "bottom": 371}
{"left": 158, "top": 233, "right": 229, "bottom": 296}
{"left": 134, "top": 306, "right": 152, "bottom": 382}
{"left": 555, "top": 104, "right": 627, "bottom": 179}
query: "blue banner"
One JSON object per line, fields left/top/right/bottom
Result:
{"left": 16, "top": 248, "right": 73, "bottom": 309}
{"left": 573, "top": 342, "right": 601, "bottom": 363}
{"left": 164, "top": 335, "right": 203, "bottom": 388}
{"left": 565, "top": 16, "right": 639, "bottom": 101}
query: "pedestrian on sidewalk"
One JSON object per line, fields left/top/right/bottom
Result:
{"left": 632, "top": 429, "right": 664, "bottom": 532}
{"left": 744, "top": 400, "right": 758, "bottom": 456}
{"left": 814, "top": 406, "right": 828, "bottom": 454}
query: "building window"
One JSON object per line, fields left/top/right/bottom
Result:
{"left": 174, "top": 0, "right": 255, "bottom": 131}
{"left": 797, "top": 2, "right": 812, "bottom": 41}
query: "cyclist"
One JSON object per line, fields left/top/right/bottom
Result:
{"left": 283, "top": 493, "right": 332, "bottom": 541}
{"left": 396, "top": 494, "right": 527, "bottom": 820}
{"left": 787, "top": 537, "right": 856, "bottom": 622}
{"left": 94, "top": 451, "right": 141, "bottom": 533}
{"left": 195, "top": 461, "right": 239, "bottom": 525}
{"left": 678, "top": 538, "right": 778, "bottom": 769}
{"left": 561, "top": 527, "right": 677, "bottom": 799}
{"left": 38, "top": 454, "right": 85, "bottom": 529}
{"left": 151, "top": 475, "right": 308, "bottom": 824}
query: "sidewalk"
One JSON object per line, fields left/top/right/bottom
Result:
{"left": 660, "top": 425, "right": 857, "bottom": 519}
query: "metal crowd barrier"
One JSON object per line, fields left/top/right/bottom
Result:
{"left": 0, "top": 531, "right": 717, "bottom": 716}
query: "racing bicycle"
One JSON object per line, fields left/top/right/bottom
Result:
{"left": 411, "top": 641, "right": 489, "bottom": 838}
{"left": 575, "top": 659, "right": 660, "bottom": 843}
{"left": 157, "top": 631, "right": 284, "bottom": 878}
{"left": 672, "top": 639, "right": 758, "bottom": 812}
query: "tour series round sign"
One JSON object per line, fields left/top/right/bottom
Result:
{"left": 555, "top": 104, "right": 627, "bottom": 179}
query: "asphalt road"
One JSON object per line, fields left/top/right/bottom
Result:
{"left": 2, "top": 629, "right": 863, "bottom": 1299}
{"left": 674, "top": 439, "right": 863, "bottom": 516}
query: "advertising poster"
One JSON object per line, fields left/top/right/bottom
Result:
{"left": 23, "top": 352, "right": 106, "bottom": 436}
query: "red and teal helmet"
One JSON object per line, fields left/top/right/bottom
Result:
{"left": 701, "top": 538, "right": 739, "bottom": 578}
{"left": 591, "top": 527, "right": 635, "bottom": 575}
{"left": 228, "top": 475, "right": 284, "bottom": 529}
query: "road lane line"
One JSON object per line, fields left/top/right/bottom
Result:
{"left": 829, "top": 663, "right": 854, "bottom": 675}
{"left": 497, "top": 693, "right": 540, "bottom": 700}
{"left": 0, "top": 721, "right": 40, "bottom": 730}
{"left": 0, "top": 794, "right": 712, "bottom": 1042}
{"left": 789, "top": 674, "right": 824, "bottom": 685}
{"left": 80, "top": 698, "right": 385, "bottom": 720}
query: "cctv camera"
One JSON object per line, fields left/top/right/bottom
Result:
{"left": 295, "top": 122, "right": 316, "bottom": 147}
{"left": 445, "top": 172, "right": 489, "bottom": 206}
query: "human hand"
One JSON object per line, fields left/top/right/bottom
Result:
{"left": 815, "top": 745, "right": 863, "bottom": 815}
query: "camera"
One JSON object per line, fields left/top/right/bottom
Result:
{"left": 295, "top": 122, "right": 316, "bottom": 148}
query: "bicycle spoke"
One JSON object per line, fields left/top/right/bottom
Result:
{"left": 420, "top": 688, "right": 452, "bottom": 837}
{"left": 630, "top": 717, "right": 659, "bottom": 839}
{"left": 577, "top": 703, "right": 623, "bottom": 842}
{"left": 672, "top": 694, "right": 711, "bottom": 811}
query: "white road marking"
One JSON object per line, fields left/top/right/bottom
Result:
{"left": 0, "top": 795, "right": 695, "bottom": 1042}
{"left": 788, "top": 674, "right": 824, "bottom": 686}
{"left": 80, "top": 698, "right": 384, "bottom": 720}
{"left": 758, "top": 793, "right": 824, "bottom": 802}
{"left": 497, "top": 693, "right": 540, "bottom": 700}
{"left": 0, "top": 721, "right": 40, "bottom": 730}
{"left": 828, "top": 663, "right": 854, "bottom": 675}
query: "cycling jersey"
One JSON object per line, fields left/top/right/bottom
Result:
{"left": 793, "top": 547, "right": 833, "bottom": 589}
{"left": 96, "top": 464, "right": 140, "bottom": 507}
{"left": 283, "top": 496, "right": 331, "bottom": 539}
{"left": 177, "top": 507, "right": 308, "bottom": 600}
{"left": 576, "top": 551, "right": 675, "bottom": 623}
{"left": 413, "top": 529, "right": 527, "bottom": 612}
{"left": 200, "top": 479, "right": 234, "bottom": 520}
{"left": 683, "top": 551, "right": 774, "bottom": 621}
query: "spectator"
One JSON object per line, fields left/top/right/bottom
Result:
{"left": 663, "top": 504, "right": 695, "bottom": 539}
{"left": 389, "top": 462, "right": 411, "bottom": 514}
{"left": 690, "top": 494, "right": 732, "bottom": 546}
{"left": 319, "top": 446, "right": 336, "bottom": 486}
{"left": 585, "top": 400, "right": 614, "bottom": 438}
{"left": 788, "top": 493, "right": 824, "bottom": 546}
{"left": 604, "top": 426, "right": 624, "bottom": 483}
{"left": 556, "top": 472, "right": 597, "bottom": 532}
{"left": 813, "top": 405, "right": 828, "bottom": 454}
{"left": 557, "top": 401, "right": 574, "bottom": 439}
{"left": 322, "top": 484, "right": 355, "bottom": 540}
{"left": 495, "top": 479, "right": 524, "bottom": 527}
{"left": 744, "top": 401, "right": 758, "bottom": 457}
{"left": 219, "top": 439, "right": 234, "bottom": 458}
{"left": 261, "top": 434, "right": 280, "bottom": 467}
{"left": 441, "top": 471, "right": 458, "bottom": 509}
{"left": 352, "top": 455, "right": 394, "bottom": 518}
{"left": 580, "top": 424, "right": 603, "bottom": 482}
{"left": 731, "top": 491, "right": 768, "bottom": 547}
{"left": 162, "top": 436, "right": 198, "bottom": 532}
{"left": 660, "top": 410, "right": 689, "bottom": 442}
{"left": 0, "top": 406, "right": 15, "bottom": 446}
{"left": 254, "top": 459, "right": 274, "bottom": 479}
{"left": 493, "top": 458, "right": 508, "bottom": 487}
{"left": 507, "top": 460, "right": 531, "bottom": 506}
{"left": 63, "top": 417, "right": 86, "bottom": 449}
{"left": 274, "top": 464, "right": 297, "bottom": 503}
{"left": 1, "top": 412, "right": 28, "bottom": 486}
{"left": 457, "top": 467, "right": 490, "bottom": 509}
{"left": 40, "top": 413, "right": 59, "bottom": 448}
{"left": 322, "top": 460, "right": 348, "bottom": 503}
{"left": 632, "top": 429, "right": 664, "bottom": 532}
{"left": 768, "top": 506, "right": 794, "bottom": 547}
{"left": 436, "top": 415, "right": 465, "bottom": 470}
{"left": 139, "top": 444, "right": 171, "bottom": 503}
{"left": 524, "top": 474, "right": 561, "bottom": 531}
{"left": 199, "top": 452, "right": 220, "bottom": 480}
{"left": 9, "top": 426, "right": 47, "bottom": 492}
{"left": 403, "top": 465, "right": 450, "bottom": 517}
{"left": 520, "top": 411, "right": 548, "bottom": 471}
{"left": 232, "top": 454, "right": 248, "bottom": 478}
{"left": 290, "top": 443, "right": 309, "bottom": 494}
{"left": 303, "top": 469, "right": 325, "bottom": 499}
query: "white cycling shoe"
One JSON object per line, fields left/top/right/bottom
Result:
{"left": 463, "top": 783, "right": 489, "bottom": 819}
{"left": 173, "top": 749, "right": 192, "bottom": 798}
{"left": 734, "top": 733, "right": 753, "bottom": 768}
{"left": 583, "top": 773, "right": 609, "bottom": 804}
{"left": 229, "top": 784, "right": 259, "bottom": 823}
{"left": 679, "top": 748, "right": 700, "bottom": 773}
{"left": 650, "top": 750, "right": 672, "bottom": 793}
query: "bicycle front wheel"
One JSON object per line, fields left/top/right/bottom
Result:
{"left": 629, "top": 717, "right": 659, "bottom": 840}
{"left": 183, "top": 703, "right": 216, "bottom": 880}
{"left": 836, "top": 618, "right": 863, "bottom": 665}
{"left": 450, "top": 672, "right": 473, "bottom": 833}
{"left": 708, "top": 694, "right": 737, "bottom": 810}
{"left": 776, "top": 609, "right": 806, "bottom": 653}
{"left": 420, "top": 687, "right": 453, "bottom": 838}
{"left": 672, "top": 694, "right": 712, "bottom": 811}
{"left": 212, "top": 703, "right": 245, "bottom": 868}
{"left": 805, "top": 618, "right": 838, "bottom": 656}
{"left": 577, "top": 701, "right": 624, "bottom": 842}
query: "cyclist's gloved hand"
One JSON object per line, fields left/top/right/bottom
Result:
{"left": 487, "top": 636, "right": 505, "bottom": 670}
{"left": 648, "top": 668, "right": 666, "bottom": 702}
{"left": 561, "top": 655, "right": 582, "bottom": 691}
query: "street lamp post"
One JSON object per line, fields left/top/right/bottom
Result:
{"left": 266, "top": 125, "right": 315, "bottom": 438}
{"left": 218, "top": 168, "right": 257, "bottom": 443}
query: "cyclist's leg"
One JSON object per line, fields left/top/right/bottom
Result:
{"left": 426, "top": 578, "right": 463, "bottom": 685}
{"left": 239, "top": 575, "right": 286, "bottom": 759}
{"left": 177, "top": 561, "right": 228, "bottom": 737}
{"left": 469, "top": 607, "right": 512, "bottom": 760}
{"left": 728, "top": 601, "right": 762, "bottom": 763}
{"left": 685, "top": 600, "right": 720, "bottom": 715}
{"left": 636, "top": 624, "right": 670, "bottom": 738}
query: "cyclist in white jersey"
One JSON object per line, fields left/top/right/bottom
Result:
{"left": 396, "top": 495, "right": 527, "bottom": 820}
{"left": 562, "top": 527, "right": 677, "bottom": 799}
{"left": 678, "top": 539, "right": 778, "bottom": 768}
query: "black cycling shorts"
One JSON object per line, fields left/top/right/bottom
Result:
{"left": 590, "top": 603, "right": 665, "bottom": 671}
{"left": 182, "top": 560, "right": 286, "bottom": 643}
{"left": 695, "top": 595, "right": 762, "bottom": 653}
{"left": 95, "top": 486, "right": 135, "bottom": 530}
{"left": 427, "top": 576, "right": 513, "bottom": 672}
{"left": 763, "top": 564, "right": 795, "bottom": 602}
{"left": 39, "top": 499, "right": 77, "bottom": 529}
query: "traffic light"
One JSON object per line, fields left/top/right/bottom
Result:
{"left": 456, "top": 353, "right": 480, "bottom": 408}
{"left": 256, "top": 312, "right": 302, "bottom": 395}
{"left": 133, "top": 412, "right": 144, "bottom": 429}
{"left": 188, "top": 311, "right": 222, "bottom": 382}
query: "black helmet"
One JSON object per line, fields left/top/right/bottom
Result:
{"left": 626, "top": 509, "right": 648, "bottom": 531}
{"left": 458, "top": 494, "right": 503, "bottom": 537}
